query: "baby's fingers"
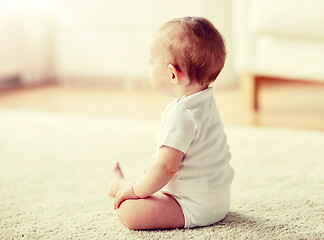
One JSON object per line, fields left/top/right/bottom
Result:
{"left": 114, "top": 193, "right": 125, "bottom": 209}
{"left": 113, "top": 192, "right": 120, "bottom": 209}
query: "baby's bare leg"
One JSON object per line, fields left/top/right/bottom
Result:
{"left": 116, "top": 193, "right": 185, "bottom": 230}
{"left": 108, "top": 162, "right": 185, "bottom": 229}
{"left": 107, "top": 162, "right": 126, "bottom": 197}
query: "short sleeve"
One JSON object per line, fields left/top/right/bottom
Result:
{"left": 157, "top": 105, "right": 197, "bottom": 154}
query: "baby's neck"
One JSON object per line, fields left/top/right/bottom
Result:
{"left": 180, "top": 83, "right": 208, "bottom": 97}
{"left": 166, "top": 77, "right": 209, "bottom": 98}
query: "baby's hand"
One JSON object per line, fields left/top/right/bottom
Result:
{"left": 114, "top": 184, "right": 139, "bottom": 209}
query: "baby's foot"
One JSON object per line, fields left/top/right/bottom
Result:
{"left": 107, "top": 162, "right": 124, "bottom": 197}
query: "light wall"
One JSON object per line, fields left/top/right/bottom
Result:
{"left": 0, "top": 0, "right": 236, "bottom": 88}
{"left": 0, "top": 0, "right": 55, "bottom": 85}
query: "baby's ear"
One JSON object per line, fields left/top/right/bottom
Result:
{"left": 168, "top": 64, "right": 180, "bottom": 84}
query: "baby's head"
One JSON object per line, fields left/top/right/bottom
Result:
{"left": 153, "top": 17, "right": 227, "bottom": 87}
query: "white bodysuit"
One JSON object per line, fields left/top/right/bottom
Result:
{"left": 157, "top": 87, "right": 234, "bottom": 228}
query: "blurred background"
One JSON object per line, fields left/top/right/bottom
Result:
{"left": 0, "top": 0, "right": 323, "bottom": 130}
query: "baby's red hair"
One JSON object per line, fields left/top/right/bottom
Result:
{"left": 155, "top": 17, "right": 227, "bottom": 86}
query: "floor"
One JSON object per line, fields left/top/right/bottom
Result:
{"left": 0, "top": 79, "right": 323, "bottom": 131}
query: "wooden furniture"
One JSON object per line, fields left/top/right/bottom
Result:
{"left": 232, "top": 0, "right": 324, "bottom": 110}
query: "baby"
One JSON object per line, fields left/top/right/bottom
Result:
{"left": 108, "top": 16, "right": 234, "bottom": 230}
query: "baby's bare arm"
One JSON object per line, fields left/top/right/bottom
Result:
{"left": 144, "top": 155, "right": 156, "bottom": 174}
{"left": 114, "top": 146, "right": 184, "bottom": 209}
{"left": 133, "top": 146, "right": 184, "bottom": 198}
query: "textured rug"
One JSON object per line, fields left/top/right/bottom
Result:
{"left": 0, "top": 109, "right": 323, "bottom": 240}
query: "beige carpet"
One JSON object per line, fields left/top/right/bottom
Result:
{"left": 0, "top": 109, "right": 323, "bottom": 240}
